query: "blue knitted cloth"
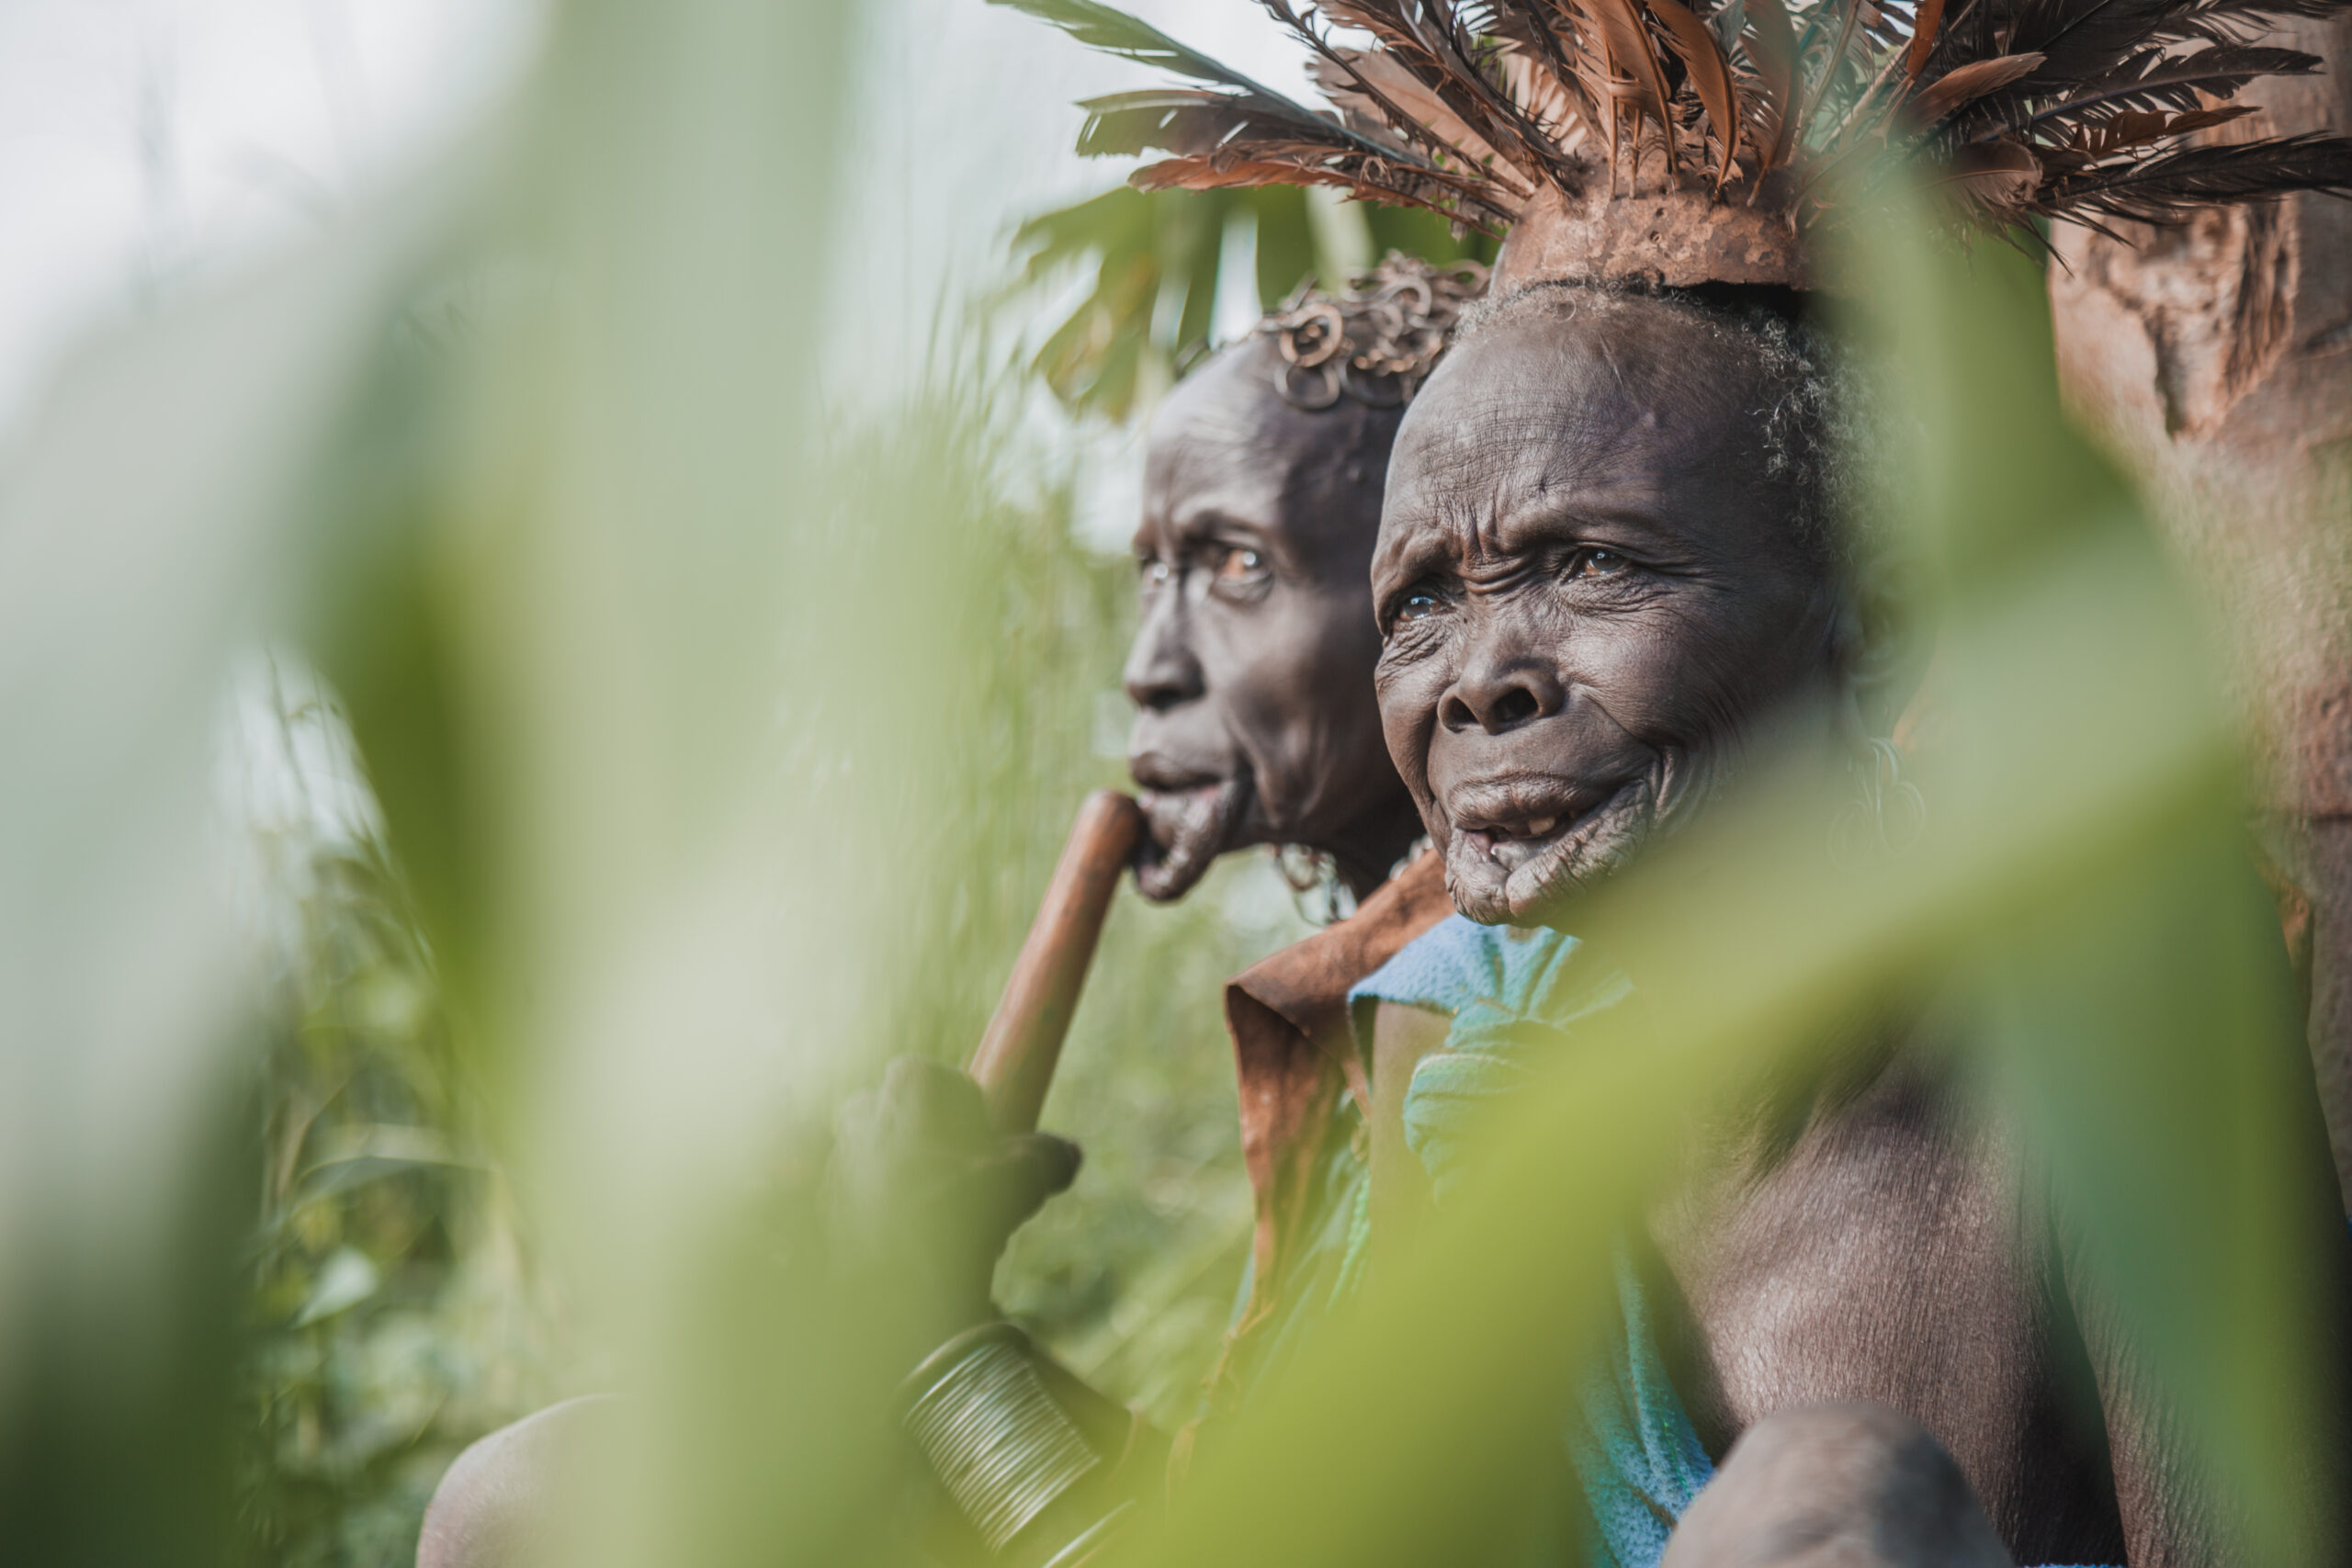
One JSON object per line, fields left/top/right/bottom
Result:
{"left": 1350, "top": 917, "right": 1707, "bottom": 1568}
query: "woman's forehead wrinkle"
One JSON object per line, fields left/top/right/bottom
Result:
{"left": 1370, "top": 480, "right": 1464, "bottom": 588}
{"left": 1458, "top": 401, "right": 1619, "bottom": 555}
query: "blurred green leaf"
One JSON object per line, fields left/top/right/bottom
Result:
{"left": 1012, "top": 184, "right": 1495, "bottom": 420}
{"left": 294, "top": 1250, "right": 383, "bottom": 1328}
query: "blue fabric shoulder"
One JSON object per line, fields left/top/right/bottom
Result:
{"left": 1349, "top": 915, "right": 1625, "bottom": 1047}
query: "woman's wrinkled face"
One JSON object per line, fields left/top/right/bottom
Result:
{"left": 1125, "top": 339, "right": 1418, "bottom": 901}
{"left": 1372, "top": 300, "right": 1843, "bottom": 926}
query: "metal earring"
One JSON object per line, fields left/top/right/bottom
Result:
{"left": 1275, "top": 843, "right": 1355, "bottom": 926}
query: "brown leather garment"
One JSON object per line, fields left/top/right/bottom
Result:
{"left": 1219, "top": 851, "right": 1453, "bottom": 1348}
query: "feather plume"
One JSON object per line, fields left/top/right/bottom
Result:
{"left": 1079, "top": 86, "right": 1521, "bottom": 224}
{"left": 1905, "top": 0, "right": 1949, "bottom": 75}
{"left": 1001, "top": 0, "right": 2352, "bottom": 267}
{"left": 1747, "top": 0, "right": 1806, "bottom": 167}
{"left": 2048, "top": 130, "right": 2352, "bottom": 219}
{"left": 1649, "top": 0, "right": 1747, "bottom": 183}
{"left": 2162, "top": 0, "right": 2352, "bottom": 42}
{"left": 992, "top": 0, "right": 1301, "bottom": 94}
{"left": 1994, "top": 0, "right": 2188, "bottom": 96}
{"left": 1570, "top": 0, "right": 1688, "bottom": 177}
{"left": 1498, "top": 39, "right": 1597, "bottom": 151}
{"left": 2022, "top": 43, "right": 2320, "bottom": 124}
{"left": 2037, "top": 103, "right": 2253, "bottom": 168}
{"left": 1312, "top": 47, "right": 1533, "bottom": 190}
{"left": 1939, "top": 135, "right": 2044, "bottom": 219}
{"left": 1285, "top": 0, "right": 1583, "bottom": 186}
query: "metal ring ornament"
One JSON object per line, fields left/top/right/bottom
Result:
{"left": 1278, "top": 359, "right": 1345, "bottom": 411}
{"left": 1277, "top": 300, "right": 1347, "bottom": 367}
{"left": 900, "top": 1322, "right": 1102, "bottom": 1554}
{"left": 1261, "top": 253, "right": 1489, "bottom": 412}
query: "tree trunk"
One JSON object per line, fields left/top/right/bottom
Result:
{"left": 2048, "top": 12, "right": 2352, "bottom": 1209}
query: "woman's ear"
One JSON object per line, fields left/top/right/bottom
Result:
{"left": 1842, "top": 554, "right": 1933, "bottom": 739}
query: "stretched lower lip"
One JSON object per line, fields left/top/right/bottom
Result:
{"left": 1454, "top": 796, "right": 1591, "bottom": 869}
{"left": 1133, "top": 773, "right": 1250, "bottom": 899}
{"left": 1470, "top": 819, "right": 1569, "bottom": 873}
{"left": 1488, "top": 832, "right": 1552, "bottom": 872}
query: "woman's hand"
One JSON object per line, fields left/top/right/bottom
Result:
{"left": 827, "top": 1056, "right": 1080, "bottom": 1359}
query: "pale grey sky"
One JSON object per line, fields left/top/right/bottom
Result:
{"left": 0, "top": 0, "right": 544, "bottom": 430}
{"left": 828, "top": 0, "right": 1314, "bottom": 397}
{"left": 0, "top": 0, "right": 1309, "bottom": 434}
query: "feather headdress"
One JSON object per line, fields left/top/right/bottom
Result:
{"left": 996, "top": 0, "right": 2352, "bottom": 287}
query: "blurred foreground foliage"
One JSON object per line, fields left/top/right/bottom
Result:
{"left": 230, "top": 385, "right": 1305, "bottom": 1565}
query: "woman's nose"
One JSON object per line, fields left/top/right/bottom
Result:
{"left": 1438, "top": 655, "right": 1565, "bottom": 735}
{"left": 1122, "top": 604, "right": 1205, "bottom": 713}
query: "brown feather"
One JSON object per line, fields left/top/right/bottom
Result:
{"left": 1650, "top": 0, "right": 1746, "bottom": 185}
{"left": 1004, "top": 0, "right": 2352, "bottom": 266}
{"left": 1799, "top": 0, "right": 1872, "bottom": 142}
{"left": 1498, "top": 40, "right": 1597, "bottom": 155}
{"left": 1131, "top": 152, "right": 1518, "bottom": 230}
{"left": 1905, "top": 0, "right": 1948, "bottom": 76}
{"left": 2057, "top": 103, "right": 2252, "bottom": 159}
{"left": 1934, "top": 135, "right": 2043, "bottom": 218}
{"left": 1313, "top": 47, "right": 1528, "bottom": 188}
{"left": 2043, "top": 130, "right": 2352, "bottom": 220}
{"left": 1915, "top": 51, "right": 2046, "bottom": 120}
{"left": 1299, "top": 0, "right": 1587, "bottom": 190}
{"left": 2017, "top": 44, "right": 2320, "bottom": 130}
{"left": 1747, "top": 0, "right": 1804, "bottom": 167}
{"left": 1571, "top": 0, "right": 1684, "bottom": 177}
{"left": 2160, "top": 0, "right": 2352, "bottom": 46}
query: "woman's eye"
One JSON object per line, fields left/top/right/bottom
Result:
{"left": 1569, "top": 548, "right": 1628, "bottom": 579}
{"left": 1395, "top": 589, "right": 1442, "bottom": 623}
{"left": 1215, "top": 547, "right": 1265, "bottom": 581}
{"left": 1140, "top": 558, "right": 1173, "bottom": 588}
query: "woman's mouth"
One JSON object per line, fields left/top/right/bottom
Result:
{"left": 1458, "top": 794, "right": 1586, "bottom": 875}
{"left": 1444, "top": 778, "right": 1653, "bottom": 921}
{"left": 1134, "top": 773, "right": 1252, "bottom": 901}
{"left": 1466, "top": 813, "right": 1567, "bottom": 874}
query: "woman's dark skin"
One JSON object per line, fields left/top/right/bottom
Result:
{"left": 1366, "top": 289, "right": 2351, "bottom": 1566}
{"left": 1126, "top": 335, "right": 1425, "bottom": 902}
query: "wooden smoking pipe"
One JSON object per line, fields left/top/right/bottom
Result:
{"left": 966, "top": 790, "right": 1147, "bottom": 1134}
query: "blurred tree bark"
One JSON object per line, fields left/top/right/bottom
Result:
{"left": 2049, "top": 13, "right": 2352, "bottom": 1209}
